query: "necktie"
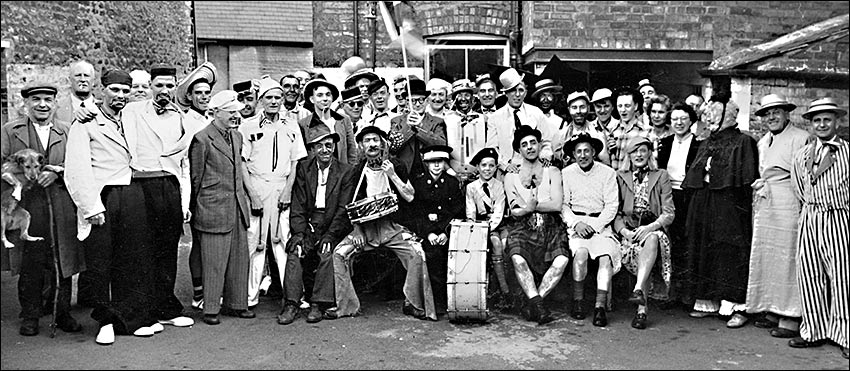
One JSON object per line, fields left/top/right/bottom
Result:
{"left": 222, "top": 130, "right": 231, "bottom": 146}
{"left": 814, "top": 142, "right": 838, "bottom": 174}
{"left": 513, "top": 109, "right": 522, "bottom": 129}
{"left": 370, "top": 112, "right": 388, "bottom": 126}
{"left": 481, "top": 182, "right": 492, "bottom": 215}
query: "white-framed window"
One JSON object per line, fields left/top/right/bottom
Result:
{"left": 424, "top": 33, "right": 509, "bottom": 81}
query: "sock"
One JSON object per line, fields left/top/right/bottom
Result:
{"left": 192, "top": 276, "right": 203, "bottom": 288}
{"left": 573, "top": 280, "right": 585, "bottom": 300}
{"left": 595, "top": 289, "right": 608, "bottom": 308}
{"left": 193, "top": 286, "right": 204, "bottom": 299}
{"left": 529, "top": 295, "right": 542, "bottom": 305}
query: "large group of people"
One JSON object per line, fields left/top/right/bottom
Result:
{"left": 1, "top": 56, "right": 847, "bottom": 360}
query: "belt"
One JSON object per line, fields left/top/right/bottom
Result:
{"left": 573, "top": 211, "right": 601, "bottom": 217}
{"left": 132, "top": 170, "right": 172, "bottom": 179}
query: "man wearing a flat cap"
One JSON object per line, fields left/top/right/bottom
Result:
{"left": 485, "top": 68, "right": 556, "bottom": 175}
{"left": 746, "top": 93, "right": 810, "bottom": 339}
{"left": 789, "top": 97, "right": 849, "bottom": 358}
{"left": 240, "top": 76, "right": 308, "bottom": 310}
{"left": 66, "top": 69, "right": 161, "bottom": 344}
{"left": 281, "top": 124, "right": 357, "bottom": 324}
{"left": 2, "top": 81, "right": 85, "bottom": 337}
{"left": 444, "top": 79, "right": 487, "bottom": 181}
{"left": 189, "top": 90, "right": 254, "bottom": 325}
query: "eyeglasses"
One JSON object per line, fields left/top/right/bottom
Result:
{"left": 346, "top": 101, "right": 365, "bottom": 108}
{"left": 410, "top": 97, "right": 426, "bottom": 104}
{"left": 282, "top": 84, "right": 298, "bottom": 90}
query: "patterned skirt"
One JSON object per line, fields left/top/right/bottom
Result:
{"left": 505, "top": 212, "right": 569, "bottom": 275}
{"left": 620, "top": 230, "right": 672, "bottom": 300}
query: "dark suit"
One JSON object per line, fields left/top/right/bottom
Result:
{"left": 285, "top": 155, "right": 356, "bottom": 305}
{"left": 299, "top": 112, "right": 359, "bottom": 166}
{"left": 410, "top": 172, "right": 463, "bottom": 314}
{"left": 189, "top": 124, "right": 250, "bottom": 315}
{"left": 389, "top": 113, "right": 447, "bottom": 178}
{"left": 1, "top": 118, "right": 84, "bottom": 320}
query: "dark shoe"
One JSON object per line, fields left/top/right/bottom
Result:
{"left": 19, "top": 319, "right": 39, "bottom": 336}
{"left": 223, "top": 308, "right": 256, "bottom": 319}
{"left": 788, "top": 337, "right": 826, "bottom": 348}
{"left": 592, "top": 307, "right": 607, "bottom": 327}
{"left": 323, "top": 307, "right": 340, "bottom": 320}
{"left": 277, "top": 304, "right": 299, "bottom": 325}
{"left": 631, "top": 312, "right": 647, "bottom": 329}
{"left": 56, "top": 314, "right": 83, "bottom": 333}
{"left": 571, "top": 300, "right": 585, "bottom": 320}
{"left": 306, "top": 304, "right": 323, "bottom": 323}
{"left": 842, "top": 346, "right": 849, "bottom": 360}
{"left": 522, "top": 301, "right": 539, "bottom": 322}
{"left": 628, "top": 290, "right": 646, "bottom": 306}
{"left": 770, "top": 327, "right": 799, "bottom": 338}
{"left": 402, "top": 302, "right": 426, "bottom": 320}
{"left": 202, "top": 314, "right": 220, "bottom": 325}
{"left": 753, "top": 316, "right": 778, "bottom": 329}
{"left": 535, "top": 300, "right": 553, "bottom": 325}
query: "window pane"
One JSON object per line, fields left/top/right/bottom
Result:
{"left": 429, "top": 48, "right": 465, "bottom": 81}
{"left": 468, "top": 48, "right": 502, "bottom": 80}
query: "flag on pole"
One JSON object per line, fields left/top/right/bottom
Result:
{"left": 379, "top": 1, "right": 426, "bottom": 60}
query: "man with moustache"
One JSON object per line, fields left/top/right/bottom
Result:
{"left": 475, "top": 75, "right": 499, "bottom": 117}
{"left": 444, "top": 79, "right": 487, "bottom": 181}
{"left": 425, "top": 78, "right": 451, "bottom": 119}
{"left": 389, "top": 78, "right": 448, "bottom": 178}
{"left": 299, "top": 78, "right": 358, "bottom": 166}
{"left": 240, "top": 77, "right": 308, "bottom": 309}
{"left": 190, "top": 90, "right": 254, "bottom": 325}
{"left": 56, "top": 60, "right": 97, "bottom": 123}
{"left": 280, "top": 75, "right": 311, "bottom": 124}
{"left": 129, "top": 70, "right": 152, "bottom": 103}
{"left": 234, "top": 80, "right": 259, "bottom": 120}
{"left": 485, "top": 68, "right": 555, "bottom": 175}
{"left": 361, "top": 79, "right": 395, "bottom": 135}
{"left": 2, "top": 81, "right": 85, "bottom": 337}
{"left": 556, "top": 91, "right": 610, "bottom": 166}
{"left": 608, "top": 87, "right": 650, "bottom": 171}
{"left": 66, "top": 70, "right": 158, "bottom": 344}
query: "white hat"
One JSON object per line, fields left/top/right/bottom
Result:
{"left": 450, "top": 79, "right": 474, "bottom": 97}
{"left": 498, "top": 68, "right": 525, "bottom": 92}
{"left": 566, "top": 91, "right": 590, "bottom": 105}
{"left": 590, "top": 88, "right": 613, "bottom": 104}
{"left": 802, "top": 97, "right": 847, "bottom": 120}
{"left": 426, "top": 78, "right": 451, "bottom": 93}
{"left": 638, "top": 79, "right": 653, "bottom": 90}
{"left": 208, "top": 90, "right": 245, "bottom": 112}
{"left": 257, "top": 77, "right": 283, "bottom": 99}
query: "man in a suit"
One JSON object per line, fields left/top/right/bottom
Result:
{"left": 65, "top": 70, "right": 158, "bottom": 345}
{"left": 189, "top": 90, "right": 254, "bottom": 325}
{"left": 1, "top": 81, "right": 85, "bottom": 337}
{"left": 298, "top": 78, "right": 358, "bottom": 166}
{"left": 279, "top": 124, "right": 356, "bottom": 325}
{"left": 388, "top": 78, "right": 447, "bottom": 179}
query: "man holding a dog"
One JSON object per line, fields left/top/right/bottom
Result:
{"left": 2, "top": 81, "right": 85, "bottom": 337}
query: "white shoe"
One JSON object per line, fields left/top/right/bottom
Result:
{"left": 133, "top": 326, "right": 155, "bottom": 337}
{"left": 159, "top": 316, "right": 194, "bottom": 327}
{"left": 96, "top": 324, "right": 115, "bottom": 346}
{"left": 259, "top": 275, "right": 272, "bottom": 294}
{"left": 192, "top": 298, "right": 205, "bottom": 310}
{"left": 299, "top": 299, "right": 310, "bottom": 309}
{"left": 150, "top": 323, "right": 164, "bottom": 333}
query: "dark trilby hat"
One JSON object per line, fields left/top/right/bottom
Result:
{"left": 306, "top": 123, "right": 341, "bottom": 145}
{"left": 367, "top": 78, "right": 389, "bottom": 95}
{"left": 356, "top": 125, "right": 389, "bottom": 142}
{"left": 470, "top": 147, "right": 498, "bottom": 166}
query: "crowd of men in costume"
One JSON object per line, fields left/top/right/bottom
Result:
{"left": 1, "top": 56, "right": 847, "bottom": 360}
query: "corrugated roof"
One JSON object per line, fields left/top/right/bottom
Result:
{"left": 194, "top": 1, "right": 313, "bottom": 44}
{"left": 707, "top": 14, "right": 848, "bottom": 71}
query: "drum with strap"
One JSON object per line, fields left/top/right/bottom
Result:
{"left": 344, "top": 163, "right": 399, "bottom": 224}
{"left": 446, "top": 219, "right": 489, "bottom": 322}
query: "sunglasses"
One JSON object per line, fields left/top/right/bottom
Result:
{"left": 282, "top": 83, "right": 298, "bottom": 89}
{"left": 410, "top": 97, "right": 426, "bottom": 104}
{"left": 346, "top": 101, "right": 365, "bottom": 108}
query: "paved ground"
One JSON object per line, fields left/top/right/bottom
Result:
{"left": 1, "top": 230, "right": 847, "bottom": 370}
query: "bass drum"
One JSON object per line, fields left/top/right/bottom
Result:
{"left": 446, "top": 219, "right": 489, "bottom": 322}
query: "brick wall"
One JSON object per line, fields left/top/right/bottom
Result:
{"left": 524, "top": 1, "right": 848, "bottom": 62}
{"left": 748, "top": 78, "right": 849, "bottom": 140}
{"left": 312, "top": 1, "right": 513, "bottom": 68}
{"left": 757, "top": 34, "right": 849, "bottom": 73}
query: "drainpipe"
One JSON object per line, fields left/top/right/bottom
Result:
{"left": 509, "top": 1, "right": 523, "bottom": 69}
{"left": 191, "top": 0, "right": 199, "bottom": 68}
{"left": 354, "top": 1, "right": 360, "bottom": 56}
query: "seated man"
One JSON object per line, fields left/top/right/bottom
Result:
{"left": 331, "top": 126, "right": 437, "bottom": 321}
{"left": 561, "top": 133, "right": 621, "bottom": 328}
{"left": 279, "top": 125, "right": 357, "bottom": 325}
{"left": 503, "top": 126, "right": 568, "bottom": 325}
{"left": 465, "top": 148, "right": 509, "bottom": 304}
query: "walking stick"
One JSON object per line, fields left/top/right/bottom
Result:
{"left": 45, "top": 190, "right": 60, "bottom": 338}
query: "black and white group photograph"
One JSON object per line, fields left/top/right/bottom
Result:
{"left": 0, "top": 1, "right": 847, "bottom": 369}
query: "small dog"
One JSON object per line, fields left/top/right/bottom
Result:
{"left": 1, "top": 148, "right": 45, "bottom": 248}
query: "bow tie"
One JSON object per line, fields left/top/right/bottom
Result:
{"left": 460, "top": 113, "right": 479, "bottom": 126}
{"left": 154, "top": 103, "right": 177, "bottom": 115}
{"left": 481, "top": 107, "right": 496, "bottom": 113}
{"left": 821, "top": 140, "right": 842, "bottom": 151}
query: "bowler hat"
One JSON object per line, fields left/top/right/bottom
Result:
{"left": 512, "top": 125, "right": 542, "bottom": 152}
{"left": 356, "top": 125, "right": 389, "bottom": 142}
{"left": 408, "top": 79, "right": 429, "bottom": 97}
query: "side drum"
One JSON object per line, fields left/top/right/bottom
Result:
{"left": 446, "top": 219, "right": 489, "bottom": 322}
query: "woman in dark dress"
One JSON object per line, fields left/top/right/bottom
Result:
{"left": 681, "top": 94, "right": 759, "bottom": 328}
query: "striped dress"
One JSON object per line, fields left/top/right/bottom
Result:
{"left": 791, "top": 137, "right": 849, "bottom": 348}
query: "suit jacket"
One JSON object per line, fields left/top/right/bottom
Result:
{"left": 409, "top": 172, "right": 463, "bottom": 238}
{"left": 290, "top": 156, "right": 356, "bottom": 247}
{"left": 389, "top": 112, "right": 447, "bottom": 176}
{"left": 656, "top": 134, "right": 700, "bottom": 171}
{"left": 189, "top": 124, "right": 250, "bottom": 233}
{"left": 613, "top": 169, "right": 676, "bottom": 235}
{"left": 299, "top": 111, "right": 359, "bottom": 166}
{"left": 1, "top": 118, "right": 85, "bottom": 277}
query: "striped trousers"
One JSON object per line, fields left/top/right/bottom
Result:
{"left": 796, "top": 205, "right": 849, "bottom": 348}
{"left": 197, "top": 225, "right": 249, "bottom": 316}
